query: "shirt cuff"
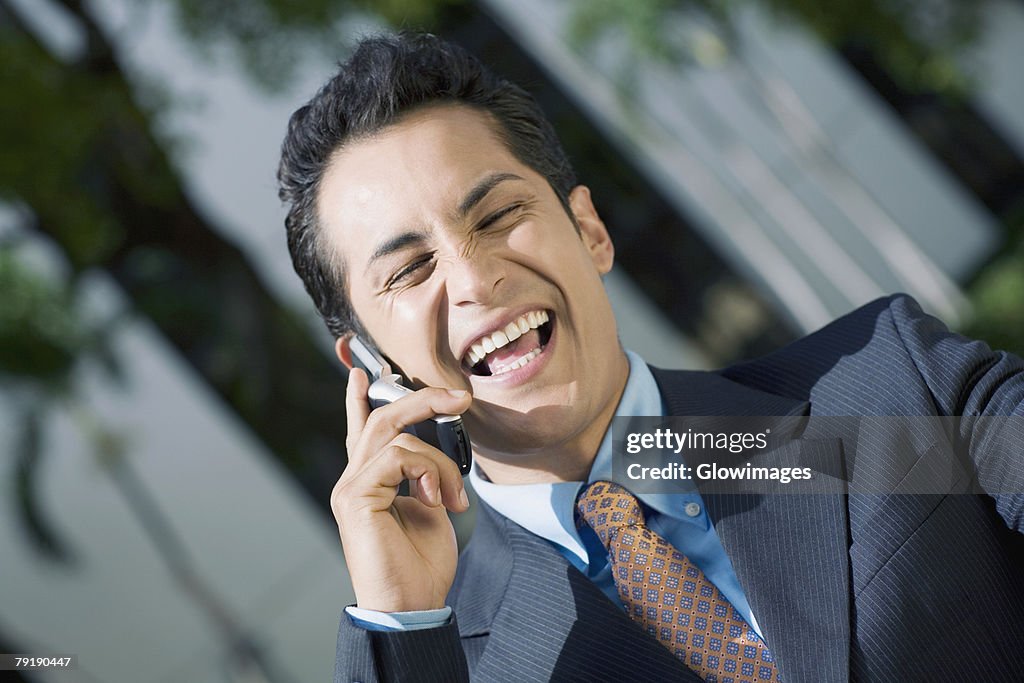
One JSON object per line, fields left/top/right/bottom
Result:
{"left": 344, "top": 605, "right": 453, "bottom": 632}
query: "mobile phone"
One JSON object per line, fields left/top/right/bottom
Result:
{"left": 348, "top": 336, "right": 472, "bottom": 475}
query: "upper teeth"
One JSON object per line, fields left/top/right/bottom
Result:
{"left": 464, "top": 310, "right": 549, "bottom": 366}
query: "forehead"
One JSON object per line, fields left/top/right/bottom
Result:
{"left": 334, "top": 103, "right": 513, "bottom": 179}
{"left": 316, "top": 105, "right": 534, "bottom": 266}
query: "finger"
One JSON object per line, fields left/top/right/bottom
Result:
{"left": 342, "top": 445, "right": 446, "bottom": 514}
{"left": 345, "top": 368, "right": 371, "bottom": 450}
{"left": 392, "top": 433, "right": 469, "bottom": 512}
{"left": 358, "top": 386, "right": 471, "bottom": 457}
{"left": 410, "top": 471, "right": 440, "bottom": 508}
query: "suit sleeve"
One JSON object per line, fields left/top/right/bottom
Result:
{"left": 334, "top": 610, "right": 470, "bottom": 683}
{"left": 887, "top": 294, "right": 1024, "bottom": 533}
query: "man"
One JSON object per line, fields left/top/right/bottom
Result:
{"left": 278, "top": 32, "right": 1024, "bottom": 682}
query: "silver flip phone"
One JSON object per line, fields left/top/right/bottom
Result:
{"left": 349, "top": 336, "right": 472, "bottom": 475}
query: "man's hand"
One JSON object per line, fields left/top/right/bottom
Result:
{"left": 332, "top": 368, "right": 472, "bottom": 612}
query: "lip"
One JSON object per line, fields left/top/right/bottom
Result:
{"left": 456, "top": 306, "right": 553, "bottom": 367}
{"left": 468, "top": 311, "right": 556, "bottom": 386}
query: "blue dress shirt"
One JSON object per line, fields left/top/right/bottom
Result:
{"left": 347, "top": 350, "right": 761, "bottom": 636}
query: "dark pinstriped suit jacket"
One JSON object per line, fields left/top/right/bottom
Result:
{"left": 335, "top": 295, "right": 1024, "bottom": 682}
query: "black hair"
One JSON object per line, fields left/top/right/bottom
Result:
{"left": 277, "top": 32, "right": 577, "bottom": 338}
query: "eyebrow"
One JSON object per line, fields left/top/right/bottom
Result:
{"left": 366, "top": 172, "right": 525, "bottom": 272}
{"left": 369, "top": 231, "right": 427, "bottom": 265}
{"left": 457, "top": 172, "right": 524, "bottom": 217}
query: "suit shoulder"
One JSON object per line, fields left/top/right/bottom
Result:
{"left": 719, "top": 294, "right": 938, "bottom": 413}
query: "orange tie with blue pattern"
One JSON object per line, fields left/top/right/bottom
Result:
{"left": 576, "top": 481, "right": 780, "bottom": 683}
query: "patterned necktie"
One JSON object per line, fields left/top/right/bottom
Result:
{"left": 576, "top": 481, "right": 780, "bottom": 683}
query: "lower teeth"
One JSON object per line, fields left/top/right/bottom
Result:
{"left": 492, "top": 347, "right": 542, "bottom": 375}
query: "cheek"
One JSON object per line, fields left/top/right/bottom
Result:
{"left": 349, "top": 287, "right": 432, "bottom": 354}
{"left": 510, "top": 222, "right": 602, "bottom": 300}
{"left": 506, "top": 220, "right": 581, "bottom": 268}
{"left": 383, "top": 290, "right": 444, "bottom": 355}
{"left": 391, "top": 297, "right": 427, "bottom": 325}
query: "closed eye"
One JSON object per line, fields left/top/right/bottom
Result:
{"left": 477, "top": 202, "right": 526, "bottom": 231}
{"left": 387, "top": 253, "right": 435, "bottom": 289}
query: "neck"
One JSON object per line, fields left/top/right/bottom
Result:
{"left": 472, "top": 353, "right": 630, "bottom": 485}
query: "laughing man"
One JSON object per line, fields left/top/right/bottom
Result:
{"left": 278, "top": 32, "right": 1024, "bottom": 683}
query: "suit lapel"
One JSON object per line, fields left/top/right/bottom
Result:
{"left": 651, "top": 368, "right": 852, "bottom": 683}
{"left": 456, "top": 504, "right": 701, "bottom": 682}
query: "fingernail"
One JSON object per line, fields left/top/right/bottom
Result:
{"left": 458, "top": 488, "right": 470, "bottom": 508}
{"left": 447, "top": 389, "right": 468, "bottom": 398}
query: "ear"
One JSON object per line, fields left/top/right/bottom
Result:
{"left": 569, "top": 185, "right": 614, "bottom": 275}
{"left": 335, "top": 336, "right": 354, "bottom": 369}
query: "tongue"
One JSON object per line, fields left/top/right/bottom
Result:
{"left": 484, "top": 329, "right": 541, "bottom": 373}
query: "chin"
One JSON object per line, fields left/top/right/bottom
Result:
{"left": 467, "top": 399, "right": 587, "bottom": 454}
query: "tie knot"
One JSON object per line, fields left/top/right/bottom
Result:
{"left": 575, "top": 481, "right": 645, "bottom": 542}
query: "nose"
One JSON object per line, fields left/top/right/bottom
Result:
{"left": 443, "top": 250, "right": 505, "bottom": 306}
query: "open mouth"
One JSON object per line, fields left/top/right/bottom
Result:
{"left": 462, "top": 310, "right": 554, "bottom": 377}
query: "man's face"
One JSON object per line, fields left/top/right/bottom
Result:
{"left": 317, "top": 104, "right": 626, "bottom": 458}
